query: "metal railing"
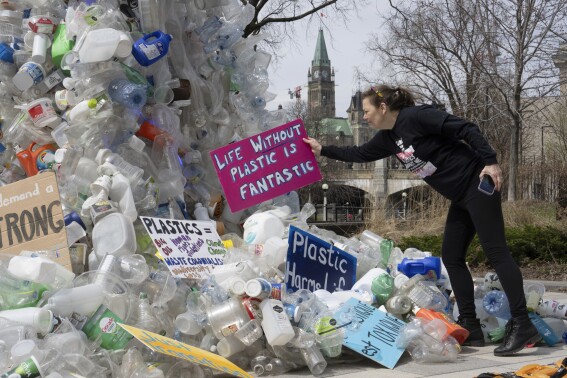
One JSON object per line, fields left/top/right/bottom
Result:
{"left": 308, "top": 204, "right": 370, "bottom": 223}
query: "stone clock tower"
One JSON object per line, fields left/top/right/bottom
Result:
{"left": 308, "top": 29, "right": 335, "bottom": 120}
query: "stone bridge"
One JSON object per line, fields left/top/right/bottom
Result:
{"left": 329, "top": 160, "right": 424, "bottom": 209}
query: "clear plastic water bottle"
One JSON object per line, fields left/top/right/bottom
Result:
{"left": 407, "top": 280, "right": 448, "bottom": 312}
{"left": 107, "top": 78, "right": 147, "bottom": 108}
{"left": 385, "top": 295, "right": 413, "bottom": 315}
{"left": 134, "top": 292, "right": 162, "bottom": 334}
{"left": 95, "top": 148, "right": 144, "bottom": 184}
{"left": 523, "top": 282, "right": 546, "bottom": 312}
{"left": 483, "top": 290, "right": 511, "bottom": 319}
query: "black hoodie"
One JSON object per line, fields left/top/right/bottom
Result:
{"left": 321, "top": 105, "right": 497, "bottom": 201}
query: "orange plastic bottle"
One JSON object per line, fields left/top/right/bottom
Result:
{"left": 415, "top": 308, "right": 470, "bottom": 345}
{"left": 16, "top": 142, "right": 58, "bottom": 176}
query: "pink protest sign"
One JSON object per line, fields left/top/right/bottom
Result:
{"left": 210, "top": 119, "right": 322, "bottom": 212}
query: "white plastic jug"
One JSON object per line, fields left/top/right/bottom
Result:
{"left": 243, "top": 212, "right": 284, "bottom": 244}
{"left": 77, "top": 28, "right": 132, "bottom": 63}
{"left": 92, "top": 212, "right": 137, "bottom": 260}
{"left": 7, "top": 255, "right": 75, "bottom": 286}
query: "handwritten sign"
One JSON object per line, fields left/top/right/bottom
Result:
{"left": 0, "top": 172, "right": 71, "bottom": 270}
{"left": 210, "top": 119, "right": 321, "bottom": 212}
{"left": 334, "top": 298, "right": 406, "bottom": 369}
{"left": 139, "top": 217, "right": 226, "bottom": 279}
{"left": 285, "top": 226, "right": 356, "bottom": 293}
{"left": 118, "top": 323, "right": 252, "bottom": 378}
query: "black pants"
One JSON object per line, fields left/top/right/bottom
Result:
{"left": 441, "top": 176, "right": 527, "bottom": 319}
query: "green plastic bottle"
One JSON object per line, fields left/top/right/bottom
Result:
{"left": 0, "top": 266, "right": 48, "bottom": 310}
{"left": 371, "top": 273, "right": 394, "bottom": 306}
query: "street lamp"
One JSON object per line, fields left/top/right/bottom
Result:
{"left": 322, "top": 183, "right": 329, "bottom": 221}
{"left": 402, "top": 192, "right": 408, "bottom": 220}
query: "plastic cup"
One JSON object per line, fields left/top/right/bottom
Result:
{"left": 207, "top": 297, "right": 251, "bottom": 339}
{"left": 73, "top": 271, "right": 131, "bottom": 321}
{"left": 153, "top": 85, "right": 174, "bottom": 104}
{"left": 23, "top": 98, "right": 58, "bottom": 128}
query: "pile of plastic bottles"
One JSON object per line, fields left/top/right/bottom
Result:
{"left": 0, "top": 0, "right": 566, "bottom": 376}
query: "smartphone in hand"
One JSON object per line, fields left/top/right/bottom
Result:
{"left": 478, "top": 175, "right": 495, "bottom": 195}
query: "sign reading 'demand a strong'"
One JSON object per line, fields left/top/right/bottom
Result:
{"left": 285, "top": 226, "right": 357, "bottom": 293}
{"left": 0, "top": 172, "right": 71, "bottom": 269}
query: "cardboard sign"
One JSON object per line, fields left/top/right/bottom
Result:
{"left": 210, "top": 119, "right": 322, "bottom": 212}
{"left": 0, "top": 172, "right": 71, "bottom": 270}
{"left": 139, "top": 217, "right": 226, "bottom": 279}
{"left": 118, "top": 323, "right": 252, "bottom": 378}
{"left": 285, "top": 226, "right": 357, "bottom": 293}
{"left": 334, "top": 298, "right": 406, "bottom": 369}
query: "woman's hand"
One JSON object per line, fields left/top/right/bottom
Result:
{"left": 303, "top": 137, "right": 322, "bottom": 156}
{"left": 480, "top": 164, "right": 503, "bottom": 192}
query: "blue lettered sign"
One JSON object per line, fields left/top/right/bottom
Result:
{"left": 285, "top": 225, "right": 357, "bottom": 293}
{"left": 334, "top": 298, "right": 406, "bottom": 369}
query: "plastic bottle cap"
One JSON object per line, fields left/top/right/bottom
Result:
{"left": 230, "top": 278, "right": 246, "bottom": 296}
{"left": 54, "top": 148, "right": 67, "bottom": 163}
{"left": 245, "top": 279, "right": 266, "bottom": 298}
{"left": 12, "top": 62, "right": 46, "bottom": 91}
{"left": 87, "top": 99, "right": 98, "bottom": 109}
{"left": 115, "top": 33, "right": 133, "bottom": 58}
{"left": 126, "top": 136, "right": 144, "bottom": 152}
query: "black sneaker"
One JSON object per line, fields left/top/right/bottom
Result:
{"left": 457, "top": 317, "right": 485, "bottom": 347}
{"left": 494, "top": 316, "right": 541, "bottom": 356}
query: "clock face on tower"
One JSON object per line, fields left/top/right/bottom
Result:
{"left": 313, "top": 69, "right": 320, "bottom": 79}
{"left": 322, "top": 69, "right": 329, "bottom": 79}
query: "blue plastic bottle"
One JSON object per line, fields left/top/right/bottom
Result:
{"left": 528, "top": 312, "right": 559, "bottom": 346}
{"left": 397, "top": 256, "right": 441, "bottom": 280}
{"left": 108, "top": 78, "right": 147, "bottom": 108}
{"left": 132, "top": 30, "right": 172, "bottom": 66}
{"left": 0, "top": 42, "right": 14, "bottom": 63}
{"left": 483, "top": 290, "right": 511, "bottom": 319}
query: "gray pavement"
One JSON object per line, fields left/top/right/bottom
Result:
{"left": 277, "top": 291, "right": 567, "bottom": 378}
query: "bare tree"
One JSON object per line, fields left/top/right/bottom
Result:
{"left": 242, "top": 0, "right": 364, "bottom": 39}
{"left": 368, "top": 0, "right": 567, "bottom": 201}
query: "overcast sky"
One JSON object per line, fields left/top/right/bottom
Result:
{"left": 266, "top": 2, "right": 391, "bottom": 117}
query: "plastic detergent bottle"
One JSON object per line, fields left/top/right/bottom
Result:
{"left": 398, "top": 256, "right": 442, "bottom": 280}
{"left": 132, "top": 30, "right": 172, "bottom": 66}
{"left": 15, "top": 142, "right": 57, "bottom": 176}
